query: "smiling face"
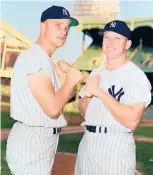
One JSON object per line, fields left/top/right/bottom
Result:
{"left": 42, "top": 19, "right": 70, "bottom": 48}
{"left": 102, "top": 31, "right": 131, "bottom": 60}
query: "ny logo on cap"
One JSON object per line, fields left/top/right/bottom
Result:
{"left": 63, "top": 9, "right": 68, "bottom": 16}
{"left": 110, "top": 22, "right": 116, "bottom": 28}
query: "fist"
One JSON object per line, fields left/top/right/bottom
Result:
{"left": 67, "top": 67, "right": 83, "bottom": 85}
{"left": 59, "top": 60, "right": 71, "bottom": 73}
{"left": 84, "top": 75, "right": 100, "bottom": 97}
{"left": 55, "top": 61, "right": 67, "bottom": 85}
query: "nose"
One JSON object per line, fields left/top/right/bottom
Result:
{"left": 108, "top": 39, "right": 112, "bottom": 45}
{"left": 61, "top": 28, "right": 68, "bottom": 36}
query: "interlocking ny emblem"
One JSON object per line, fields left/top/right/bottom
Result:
{"left": 108, "top": 85, "right": 124, "bottom": 101}
{"left": 110, "top": 22, "right": 116, "bottom": 28}
{"left": 63, "top": 9, "right": 68, "bottom": 16}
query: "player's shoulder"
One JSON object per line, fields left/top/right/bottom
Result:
{"left": 17, "top": 44, "right": 36, "bottom": 59}
{"left": 128, "top": 61, "right": 147, "bottom": 79}
{"left": 129, "top": 61, "right": 151, "bottom": 87}
{"left": 14, "top": 45, "right": 42, "bottom": 70}
{"left": 20, "top": 44, "right": 44, "bottom": 62}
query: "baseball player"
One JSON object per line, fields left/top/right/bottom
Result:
{"left": 75, "top": 20, "right": 152, "bottom": 175}
{"left": 6, "top": 5, "right": 82, "bottom": 175}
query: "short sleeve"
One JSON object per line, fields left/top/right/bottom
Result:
{"left": 25, "top": 56, "right": 53, "bottom": 79}
{"left": 79, "top": 68, "right": 99, "bottom": 98}
{"left": 125, "top": 73, "right": 152, "bottom": 108}
{"left": 25, "top": 56, "right": 41, "bottom": 75}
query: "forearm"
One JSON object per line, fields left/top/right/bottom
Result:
{"left": 53, "top": 82, "right": 76, "bottom": 116}
{"left": 47, "top": 66, "right": 82, "bottom": 118}
{"left": 97, "top": 88, "right": 142, "bottom": 130}
{"left": 79, "top": 97, "right": 92, "bottom": 118}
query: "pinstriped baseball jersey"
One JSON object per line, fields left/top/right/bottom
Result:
{"left": 10, "top": 44, "right": 67, "bottom": 127}
{"left": 79, "top": 61, "right": 152, "bottom": 132}
{"left": 75, "top": 61, "right": 151, "bottom": 175}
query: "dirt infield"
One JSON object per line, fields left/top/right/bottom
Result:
{"left": 52, "top": 153, "right": 142, "bottom": 175}
{"left": 52, "top": 153, "right": 76, "bottom": 175}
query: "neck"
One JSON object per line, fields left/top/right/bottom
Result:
{"left": 36, "top": 37, "right": 56, "bottom": 57}
{"left": 106, "top": 54, "right": 129, "bottom": 71}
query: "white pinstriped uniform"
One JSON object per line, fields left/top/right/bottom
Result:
{"left": 6, "top": 44, "right": 67, "bottom": 175}
{"left": 75, "top": 61, "right": 152, "bottom": 175}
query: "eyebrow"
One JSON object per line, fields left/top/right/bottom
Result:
{"left": 54, "top": 21, "right": 70, "bottom": 27}
{"left": 104, "top": 33, "right": 123, "bottom": 38}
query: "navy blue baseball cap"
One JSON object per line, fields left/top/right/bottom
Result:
{"left": 41, "top": 5, "right": 79, "bottom": 27}
{"left": 99, "top": 20, "right": 131, "bottom": 40}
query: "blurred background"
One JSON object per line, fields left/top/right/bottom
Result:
{"left": 1, "top": 0, "right": 153, "bottom": 174}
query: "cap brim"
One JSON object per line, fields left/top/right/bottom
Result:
{"left": 98, "top": 29, "right": 118, "bottom": 36}
{"left": 70, "top": 17, "right": 79, "bottom": 27}
{"left": 101, "top": 28, "right": 129, "bottom": 39}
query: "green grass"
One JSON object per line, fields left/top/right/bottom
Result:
{"left": 57, "top": 133, "right": 83, "bottom": 153}
{"left": 1, "top": 112, "right": 16, "bottom": 129}
{"left": 1, "top": 140, "right": 11, "bottom": 175}
{"left": 134, "top": 127, "right": 153, "bottom": 138}
{"left": 1, "top": 133, "right": 153, "bottom": 175}
{"left": 136, "top": 141, "right": 153, "bottom": 175}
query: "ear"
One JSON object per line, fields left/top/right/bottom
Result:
{"left": 40, "top": 22, "right": 46, "bottom": 33}
{"left": 126, "top": 40, "right": 132, "bottom": 50}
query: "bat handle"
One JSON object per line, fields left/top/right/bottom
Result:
{"left": 85, "top": 91, "right": 92, "bottom": 97}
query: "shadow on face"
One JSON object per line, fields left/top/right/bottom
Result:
{"left": 41, "top": 19, "right": 70, "bottom": 48}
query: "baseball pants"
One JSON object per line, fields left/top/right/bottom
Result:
{"left": 6, "top": 122, "right": 59, "bottom": 175}
{"left": 75, "top": 127, "right": 136, "bottom": 175}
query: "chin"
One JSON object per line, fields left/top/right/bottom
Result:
{"left": 110, "top": 57, "right": 118, "bottom": 59}
{"left": 55, "top": 41, "right": 65, "bottom": 48}
{"left": 107, "top": 55, "right": 118, "bottom": 59}
{"left": 106, "top": 51, "right": 119, "bottom": 59}
{"left": 58, "top": 43, "right": 65, "bottom": 47}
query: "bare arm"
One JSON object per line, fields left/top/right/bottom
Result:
{"left": 79, "top": 96, "right": 92, "bottom": 118}
{"left": 27, "top": 68, "right": 82, "bottom": 119}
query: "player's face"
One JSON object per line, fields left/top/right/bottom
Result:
{"left": 102, "top": 31, "right": 131, "bottom": 59}
{"left": 44, "top": 19, "right": 70, "bottom": 48}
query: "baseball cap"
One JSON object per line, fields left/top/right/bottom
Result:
{"left": 41, "top": 5, "right": 79, "bottom": 27}
{"left": 99, "top": 20, "right": 131, "bottom": 40}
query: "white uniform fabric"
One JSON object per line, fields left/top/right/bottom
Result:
{"left": 10, "top": 44, "right": 67, "bottom": 127}
{"left": 7, "top": 122, "right": 59, "bottom": 175}
{"left": 6, "top": 44, "right": 67, "bottom": 175}
{"left": 75, "top": 61, "right": 152, "bottom": 175}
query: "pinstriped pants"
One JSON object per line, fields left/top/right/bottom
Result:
{"left": 75, "top": 130, "right": 136, "bottom": 175}
{"left": 6, "top": 122, "right": 59, "bottom": 175}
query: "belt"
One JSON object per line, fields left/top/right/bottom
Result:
{"left": 53, "top": 127, "right": 62, "bottom": 134}
{"left": 85, "top": 125, "right": 132, "bottom": 134}
{"left": 85, "top": 125, "right": 107, "bottom": 133}
{"left": 18, "top": 122, "right": 62, "bottom": 134}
